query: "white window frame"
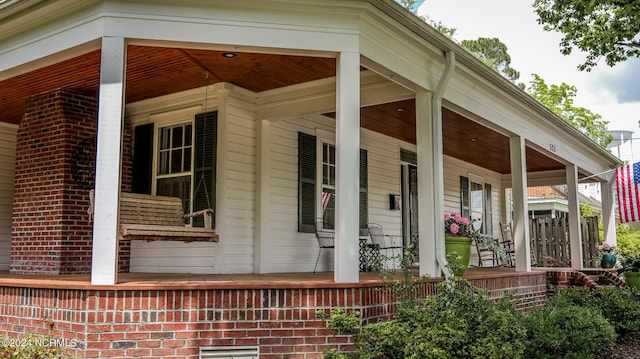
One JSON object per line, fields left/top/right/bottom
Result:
{"left": 316, "top": 129, "right": 335, "bottom": 229}
{"left": 468, "top": 173, "right": 487, "bottom": 234}
{"left": 148, "top": 107, "right": 201, "bottom": 218}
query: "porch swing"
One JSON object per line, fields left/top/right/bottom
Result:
{"left": 87, "top": 72, "right": 218, "bottom": 243}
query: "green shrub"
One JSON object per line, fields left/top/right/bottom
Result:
{"left": 0, "top": 333, "right": 78, "bottom": 359}
{"left": 547, "top": 285, "right": 640, "bottom": 337}
{"left": 523, "top": 305, "right": 616, "bottom": 359}
{"left": 616, "top": 225, "right": 640, "bottom": 258}
{"left": 335, "top": 278, "right": 527, "bottom": 359}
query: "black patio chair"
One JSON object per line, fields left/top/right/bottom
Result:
{"left": 314, "top": 218, "right": 335, "bottom": 272}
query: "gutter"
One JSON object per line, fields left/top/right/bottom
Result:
{"left": 433, "top": 51, "right": 455, "bottom": 279}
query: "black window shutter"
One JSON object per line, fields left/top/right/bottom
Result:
{"left": 359, "top": 149, "right": 368, "bottom": 236}
{"left": 460, "top": 176, "right": 469, "bottom": 218}
{"left": 298, "top": 132, "right": 316, "bottom": 233}
{"left": 193, "top": 111, "right": 217, "bottom": 228}
{"left": 132, "top": 124, "right": 154, "bottom": 194}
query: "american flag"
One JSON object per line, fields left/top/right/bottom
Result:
{"left": 322, "top": 192, "right": 332, "bottom": 214}
{"left": 616, "top": 162, "right": 640, "bottom": 223}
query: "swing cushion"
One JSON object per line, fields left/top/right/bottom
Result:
{"left": 91, "top": 191, "right": 219, "bottom": 242}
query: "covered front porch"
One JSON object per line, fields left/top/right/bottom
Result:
{"left": 0, "top": 0, "right": 621, "bottom": 286}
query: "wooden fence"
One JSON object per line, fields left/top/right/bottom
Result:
{"left": 528, "top": 217, "right": 599, "bottom": 267}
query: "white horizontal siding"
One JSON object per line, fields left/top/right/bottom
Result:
{"left": 0, "top": 124, "right": 17, "bottom": 270}
{"left": 264, "top": 116, "right": 413, "bottom": 272}
{"left": 130, "top": 86, "right": 256, "bottom": 274}
{"left": 443, "top": 155, "right": 504, "bottom": 267}
{"left": 129, "top": 241, "right": 218, "bottom": 274}
{"left": 217, "top": 91, "right": 256, "bottom": 274}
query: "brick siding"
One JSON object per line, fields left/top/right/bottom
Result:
{"left": 0, "top": 272, "right": 547, "bottom": 358}
{"left": 10, "top": 89, "right": 131, "bottom": 275}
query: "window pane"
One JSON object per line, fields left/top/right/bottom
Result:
{"left": 172, "top": 126, "right": 183, "bottom": 148}
{"left": 184, "top": 147, "right": 192, "bottom": 172}
{"left": 157, "top": 175, "right": 191, "bottom": 219}
{"left": 328, "top": 145, "right": 335, "bottom": 165}
{"left": 160, "top": 128, "right": 170, "bottom": 150}
{"left": 471, "top": 182, "right": 483, "bottom": 231}
{"left": 322, "top": 189, "right": 335, "bottom": 230}
{"left": 185, "top": 124, "right": 192, "bottom": 146}
{"left": 171, "top": 149, "right": 183, "bottom": 173}
{"left": 158, "top": 151, "right": 169, "bottom": 175}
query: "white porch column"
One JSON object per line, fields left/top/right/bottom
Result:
{"left": 91, "top": 36, "right": 126, "bottom": 285}
{"left": 415, "top": 91, "right": 439, "bottom": 277}
{"left": 566, "top": 163, "right": 583, "bottom": 269}
{"left": 334, "top": 51, "right": 360, "bottom": 283}
{"left": 255, "top": 119, "right": 271, "bottom": 273}
{"left": 601, "top": 174, "right": 617, "bottom": 246}
{"left": 509, "top": 136, "right": 531, "bottom": 272}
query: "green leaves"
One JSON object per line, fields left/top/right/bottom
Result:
{"left": 533, "top": 0, "right": 640, "bottom": 71}
{"left": 527, "top": 73, "right": 613, "bottom": 147}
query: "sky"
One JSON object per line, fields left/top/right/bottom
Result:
{"left": 418, "top": 0, "right": 640, "bottom": 163}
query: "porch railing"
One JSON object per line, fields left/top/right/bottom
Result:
{"left": 528, "top": 217, "right": 599, "bottom": 268}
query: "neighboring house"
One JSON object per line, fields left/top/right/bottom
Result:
{"left": 0, "top": 0, "right": 621, "bottom": 282}
{"left": 527, "top": 185, "right": 603, "bottom": 220}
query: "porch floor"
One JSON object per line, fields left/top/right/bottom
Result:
{"left": 0, "top": 267, "right": 546, "bottom": 290}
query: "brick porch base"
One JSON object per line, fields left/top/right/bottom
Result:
{"left": 0, "top": 270, "right": 547, "bottom": 358}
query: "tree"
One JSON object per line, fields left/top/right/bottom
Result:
{"left": 527, "top": 74, "right": 613, "bottom": 147}
{"left": 460, "top": 37, "right": 524, "bottom": 88}
{"left": 533, "top": 0, "right": 640, "bottom": 71}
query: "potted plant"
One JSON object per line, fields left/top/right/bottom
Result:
{"left": 618, "top": 254, "right": 640, "bottom": 291}
{"left": 595, "top": 242, "right": 618, "bottom": 268}
{"left": 444, "top": 212, "right": 477, "bottom": 276}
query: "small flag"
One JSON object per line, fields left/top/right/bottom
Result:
{"left": 322, "top": 192, "right": 332, "bottom": 214}
{"left": 615, "top": 162, "right": 640, "bottom": 223}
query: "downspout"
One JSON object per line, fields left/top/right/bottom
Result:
{"left": 433, "top": 51, "right": 455, "bottom": 278}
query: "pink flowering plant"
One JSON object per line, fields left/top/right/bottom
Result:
{"left": 595, "top": 242, "right": 618, "bottom": 256}
{"left": 444, "top": 212, "right": 505, "bottom": 258}
{"left": 444, "top": 213, "right": 474, "bottom": 237}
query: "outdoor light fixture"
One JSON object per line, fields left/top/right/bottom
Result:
{"left": 469, "top": 137, "right": 478, "bottom": 142}
{"left": 221, "top": 52, "right": 237, "bottom": 58}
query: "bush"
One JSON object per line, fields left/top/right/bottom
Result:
{"left": 546, "top": 286, "right": 640, "bottom": 337}
{"left": 616, "top": 225, "right": 640, "bottom": 258}
{"left": 0, "top": 333, "right": 78, "bottom": 359}
{"left": 523, "top": 305, "right": 616, "bottom": 359}
{"left": 332, "top": 278, "right": 528, "bottom": 359}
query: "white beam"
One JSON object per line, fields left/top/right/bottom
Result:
{"left": 256, "top": 71, "right": 413, "bottom": 121}
{"left": 566, "top": 163, "right": 583, "bottom": 269}
{"left": 334, "top": 51, "right": 360, "bottom": 283}
{"left": 509, "top": 136, "right": 531, "bottom": 272}
{"left": 91, "top": 36, "right": 126, "bottom": 285}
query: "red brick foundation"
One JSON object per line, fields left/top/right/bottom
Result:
{"left": 10, "top": 89, "right": 132, "bottom": 275}
{"left": 0, "top": 272, "right": 547, "bottom": 358}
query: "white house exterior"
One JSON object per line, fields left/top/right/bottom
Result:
{"left": 0, "top": 0, "right": 622, "bottom": 286}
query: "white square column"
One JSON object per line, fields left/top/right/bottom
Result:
{"left": 509, "top": 136, "right": 531, "bottom": 272}
{"left": 334, "top": 51, "right": 360, "bottom": 283}
{"left": 566, "top": 163, "right": 583, "bottom": 269}
{"left": 91, "top": 36, "right": 126, "bottom": 285}
{"left": 415, "top": 91, "right": 439, "bottom": 277}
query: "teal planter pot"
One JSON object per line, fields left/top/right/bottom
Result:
{"left": 600, "top": 253, "right": 617, "bottom": 268}
{"left": 445, "top": 236, "right": 472, "bottom": 276}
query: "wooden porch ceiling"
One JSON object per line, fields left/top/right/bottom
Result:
{"left": 0, "top": 45, "right": 563, "bottom": 175}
